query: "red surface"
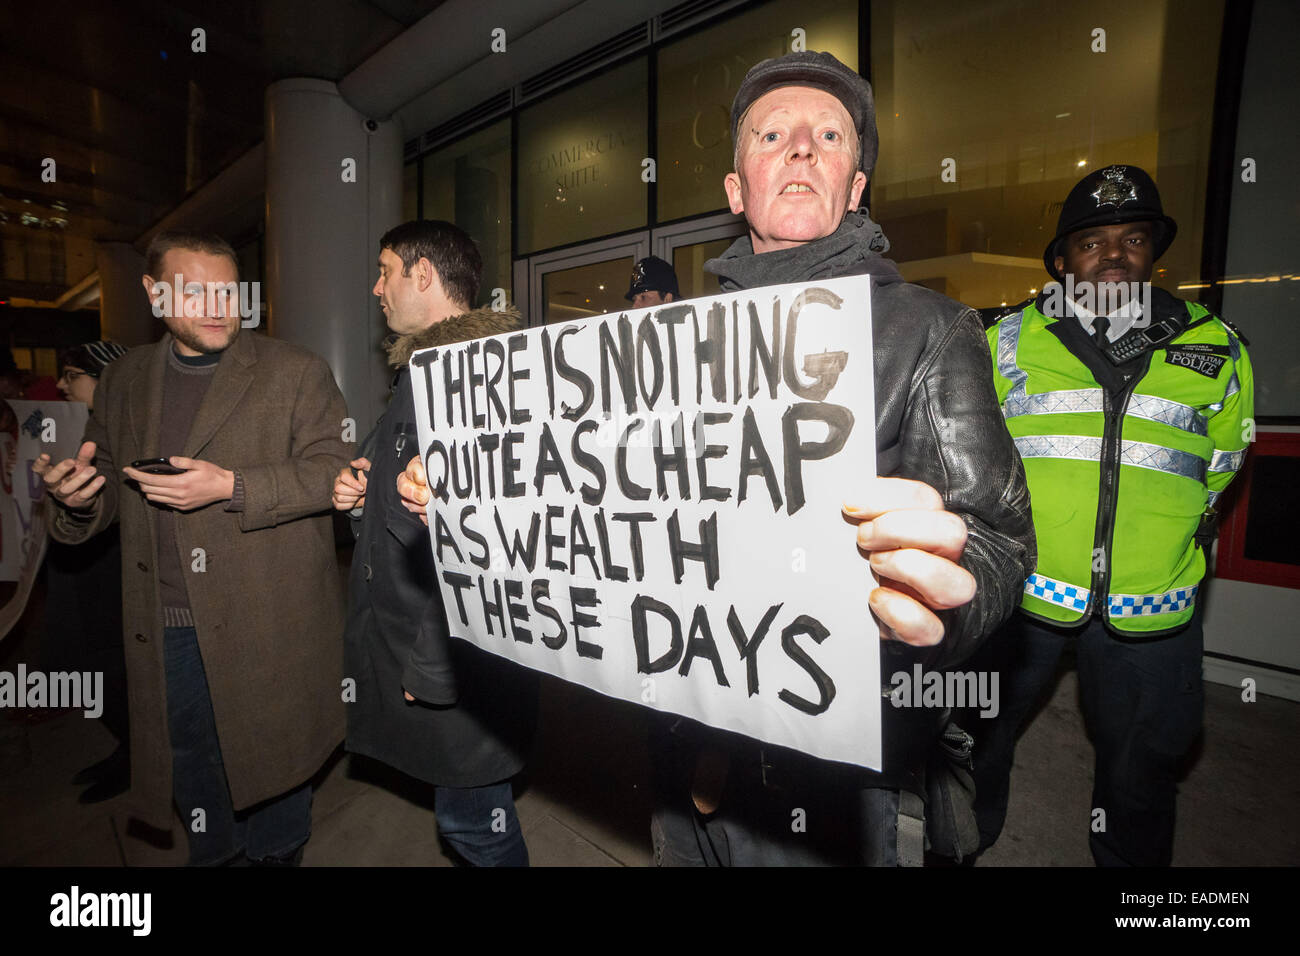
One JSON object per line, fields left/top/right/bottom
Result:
{"left": 1215, "top": 430, "right": 1300, "bottom": 590}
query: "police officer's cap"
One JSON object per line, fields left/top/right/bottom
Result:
{"left": 1044, "top": 164, "right": 1177, "bottom": 280}
{"left": 625, "top": 256, "right": 679, "bottom": 301}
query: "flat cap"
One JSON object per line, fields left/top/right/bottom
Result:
{"left": 730, "top": 51, "right": 878, "bottom": 173}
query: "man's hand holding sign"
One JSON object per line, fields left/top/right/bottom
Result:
{"left": 402, "top": 464, "right": 975, "bottom": 647}
{"left": 395, "top": 273, "right": 986, "bottom": 769}
{"left": 845, "top": 478, "right": 975, "bottom": 646}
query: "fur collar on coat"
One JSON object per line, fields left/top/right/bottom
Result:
{"left": 385, "top": 305, "right": 523, "bottom": 368}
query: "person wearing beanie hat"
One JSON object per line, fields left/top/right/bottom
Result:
{"left": 645, "top": 51, "right": 1035, "bottom": 867}
{"left": 972, "top": 165, "right": 1254, "bottom": 866}
{"left": 57, "top": 340, "right": 129, "bottom": 410}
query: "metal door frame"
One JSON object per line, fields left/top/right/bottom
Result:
{"left": 518, "top": 233, "right": 650, "bottom": 327}
{"left": 651, "top": 210, "right": 746, "bottom": 262}
{"left": 515, "top": 211, "right": 747, "bottom": 325}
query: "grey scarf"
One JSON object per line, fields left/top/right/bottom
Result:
{"left": 704, "top": 211, "right": 902, "bottom": 291}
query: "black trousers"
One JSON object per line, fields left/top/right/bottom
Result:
{"left": 968, "top": 606, "right": 1204, "bottom": 866}
{"left": 647, "top": 717, "right": 906, "bottom": 867}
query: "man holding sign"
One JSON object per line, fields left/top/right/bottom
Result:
{"left": 650, "top": 51, "right": 1034, "bottom": 865}
{"left": 397, "top": 53, "right": 1034, "bottom": 866}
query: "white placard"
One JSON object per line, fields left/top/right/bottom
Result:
{"left": 410, "top": 275, "right": 881, "bottom": 769}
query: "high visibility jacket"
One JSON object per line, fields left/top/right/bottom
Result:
{"left": 988, "top": 289, "right": 1253, "bottom": 635}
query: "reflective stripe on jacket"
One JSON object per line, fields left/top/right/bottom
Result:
{"left": 987, "top": 293, "right": 1253, "bottom": 634}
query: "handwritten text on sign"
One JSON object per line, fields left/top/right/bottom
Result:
{"left": 410, "top": 275, "right": 881, "bottom": 768}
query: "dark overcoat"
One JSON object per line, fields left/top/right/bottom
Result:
{"left": 343, "top": 306, "right": 537, "bottom": 787}
{"left": 50, "top": 330, "right": 351, "bottom": 831}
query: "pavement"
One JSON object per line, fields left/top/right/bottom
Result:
{"left": 2, "top": 563, "right": 1297, "bottom": 867}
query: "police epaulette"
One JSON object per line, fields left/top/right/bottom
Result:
{"left": 1219, "top": 315, "right": 1250, "bottom": 346}
{"left": 978, "top": 297, "right": 1034, "bottom": 329}
{"left": 1185, "top": 311, "right": 1250, "bottom": 346}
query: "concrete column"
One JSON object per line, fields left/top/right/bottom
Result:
{"left": 94, "top": 242, "right": 158, "bottom": 346}
{"left": 265, "top": 78, "right": 401, "bottom": 434}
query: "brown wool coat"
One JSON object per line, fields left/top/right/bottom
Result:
{"left": 50, "top": 330, "right": 351, "bottom": 832}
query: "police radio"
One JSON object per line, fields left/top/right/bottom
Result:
{"left": 1100, "top": 315, "right": 1184, "bottom": 366}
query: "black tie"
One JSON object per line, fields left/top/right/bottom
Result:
{"left": 1093, "top": 315, "right": 1111, "bottom": 350}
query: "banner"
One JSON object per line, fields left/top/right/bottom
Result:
{"left": 410, "top": 275, "right": 881, "bottom": 769}
{"left": 0, "top": 400, "right": 89, "bottom": 637}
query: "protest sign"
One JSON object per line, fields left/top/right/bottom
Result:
{"left": 0, "top": 400, "right": 89, "bottom": 638}
{"left": 409, "top": 275, "right": 881, "bottom": 769}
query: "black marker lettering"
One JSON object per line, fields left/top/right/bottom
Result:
{"left": 571, "top": 420, "right": 606, "bottom": 506}
{"left": 778, "top": 615, "right": 836, "bottom": 716}
{"left": 679, "top": 605, "right": 730, "bottom": 687}
{"left": 738, "top": 406, "right": 782, "bottom": 511}
{"left": 631, "top": 594, "right": 683, "bottom": 673}
{"left": 506, "top": 333, "right": 532, "bottom": 425}
{"left": 783, "top": 288, "right": 847, "bottom": 401}
{"left": 433, "top": 510, "right": 464, "bottom": 563}
{"left": 569, "top": 586, "right": 603, "bottom": 660}
{"left": 782, "top": 402, "right": 854, "bottom": 515}
{"left": 442, "top": 570, "right": 474, "bottom": 626}
{"left": 694, "top": 411, "right": 733, "bottom": 502}
{"left": 460, "top": 504, "right": 489, "bottom": 569}
{"left": 599, "top": 315, "right": 637, "bottom": 415}
{"left": 667, "top": 510, "right": 720, "bottom": 590}
{"left": 532, "top": 579, "right": 567, "bottom": 649}
{"left": 504, "top": 578, "right": 532, "bottom": 643}
{"left": 494, "top": 507, "right": 541, "bottom": 572}
{"left": 727, "top": 604, "right": 781, "bottom": 697}
{"left": 652, "top": 413, "right": 690, "bottom": 501}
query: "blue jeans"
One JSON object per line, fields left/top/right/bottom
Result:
{"left": 164, "top": 626, "right": 312, "bottom": 866}
{"left": 434, "top": 782, "right": 528, "bottom": 866}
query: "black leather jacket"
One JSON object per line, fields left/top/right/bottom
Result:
{"left": 705, "top": 214, "right": 1037, "bottom": 791}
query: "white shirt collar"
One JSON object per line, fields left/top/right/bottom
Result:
{"left": 1066, "top": 294, "right": 1144, "bottom": 342}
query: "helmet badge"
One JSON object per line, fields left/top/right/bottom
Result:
{"left": 1091, "top": 166, "right": 1139, "bottom": 208}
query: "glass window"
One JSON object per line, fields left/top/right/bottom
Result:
{"left": 541, "top": 256, "right": 635, "bottom": 324}
{"left": 1219, "top": 0, "right": 1298, "bottom": 418}
{"left": 657, "top": 0, "right": 858, "bottom": 223}
{"left": 517, "top": 59, "right": 649, "bottom": 255}
{"left": 422, "top": 120, "right": 512, "bottom": 308}
{"left": 672, "top": 237, "right": 733, "bottom": 300}
{"left": 869, "top": 0, "right": 1225, "bottom": 309}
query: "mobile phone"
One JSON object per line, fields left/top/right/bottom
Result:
{"left": 130, "top": 458, "right": 189, "bottom": 476}
{"left": 1101, "top": 317, "right": 1180, "bottom": 366}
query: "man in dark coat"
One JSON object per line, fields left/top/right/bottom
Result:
{"left": 37, "top": 230, "right": 350, "bottom": 865}
{"left": 643, "top": 52, "right": 1036, "bottom": 866}
{"left": 335, "top": 219, "right": 537, "bottom": 866}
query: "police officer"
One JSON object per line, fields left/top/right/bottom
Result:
{"left": 625, "top": 255, "right": 680, "bottom": 309}
{"left": 971, "top": 165, "right": 1254, "bottom": 866}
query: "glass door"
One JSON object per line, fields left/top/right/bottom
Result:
{"left": 518, "top": 233, "right": 649, "bottom": 327}
{"left": 516, "top": 212, "right": 748, "bottom": 325}
{"left": 653, "top": 211, "right": 747, "bottom": 301}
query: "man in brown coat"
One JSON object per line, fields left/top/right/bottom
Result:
{"left": 35, "top": 230, "right": 350, "bottom": 865}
